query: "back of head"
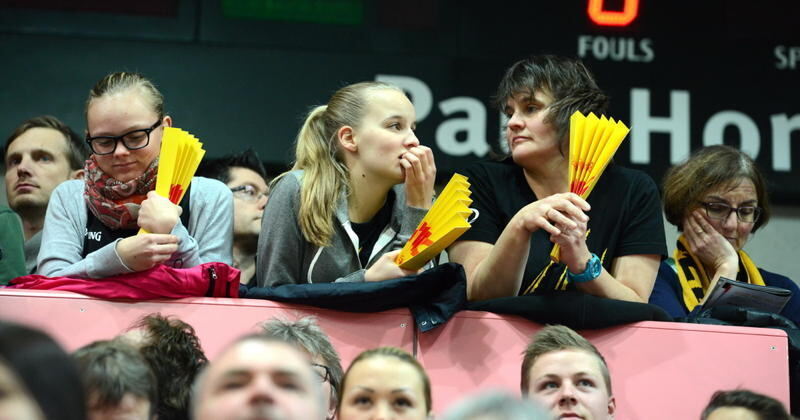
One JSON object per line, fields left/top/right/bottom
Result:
{"left": 259, "top": 316, "right": 343, "bottom": 406}
{"left": 440, "top": 389, "right": 550, "bottom": 420}
{"left": 495, "top": 55, "right": 609, "bottom": 144}
{"left": 196, "top": 148, "right": 268, "bottom": 185}
{"left": 701, "top": 389, "right": 791, "bottom": 420}
{"left": 0, "top": 320, "right": 86, "bottom": 420}
{"left": 86, "top": 72, "right": 164, "bottom": 122}
{"left": 662, "top": 145, "right": 771, "bottom": 233}
{"left": 289, "top": 81, "right": 403, "bottom": 247}
{"left": 125, "top": 313, "right": 208, "bottom": 420}
{"left": 73, "top": 339, "right": 157, "bottom": 419}
{"left": 340, "top": 346, "right": 432, "bottom": 413}
{"left": 3, "top": 115, "right": 89, "bottom": 171}
{"left": 520, "top": 325, "right": 611, "bottom": 395}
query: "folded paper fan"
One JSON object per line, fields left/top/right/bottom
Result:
{"left": 395, "top": 173, "right": 473, "bottom": 270}
{"left": 138, "top": 127, "right": 206, "bottom": 235}
{"left": 550, "top": 111, "right": 630, "bottom": 262}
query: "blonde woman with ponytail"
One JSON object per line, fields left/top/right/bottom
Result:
{"left": 256, "top": 81, "right": 436, "bottom": 286}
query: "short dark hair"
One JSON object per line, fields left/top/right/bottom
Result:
{"left": 495, "top": 55, "right": 609, "bottom": 153}
{"left": 701, "top": 389, "right": 791, "bottom": 420}
{"left": 73, "top": 340, "right": 157, "bottom": 418}
{"left": 520, "top": 325, "right": 611, "bottom": 395}
{"left": 340, "top": 347, "right": 432, "bottom": 413}
{"left": 662, "top": 145, "right": 771, "bottom": 233}
{"left": 3, "top": 115, "right": 89, "bottom": 170}
{"left": 0, "top": 320, "right": 86, "bottom": 420}
{"left": 260, "top": 317, "right": 343, "bottom": 409}
{"left": 125, "top": 313, "right": 208, "bottom": 420}
{"left": 196, "top": 148, "right": 268, "bottom": 185}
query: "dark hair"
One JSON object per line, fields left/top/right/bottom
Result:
{"left": 700, "top": 389, "right": 791, "bottom": 420}
{"left": 495, "top": 55, "right": 609, "bottom": 153}
{"left": 196, "top": 148, "right": 269, "bottom": 185}
{"left": 260, "top": 316, "right": 343, "bottom": 410}
{"left": 125, "top": 313, "right": 208, "bottom": 420}
{"left": 339, "top": 346, "right": 432, "bottom": 413}
{"left": 521, "top": 325, "right": 611, "bottom": 395}
{"left": 3, "top": 115, "right": 89, "bottom": 171}
{"left": 73, "top": 340, "right": 157, "bottom": 418}
{"left": 662, "top": 145, "right": 771, "bottom": 233}
{"left": 0, "top": 320, "right": 86, "bottom": 420}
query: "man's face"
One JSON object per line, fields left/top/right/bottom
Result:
{"left": 194, "top": 339, "right": 323, "bottom": 420}
{"left": 525, "top": 349, "right": 615, "bottom": 420}
{"left": 227, "top": 167, "right": 268, "bottom": 241}
{"left": 4, "top": 128, "right": 79, "bottom": 213}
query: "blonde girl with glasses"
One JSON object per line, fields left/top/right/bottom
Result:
{"left": 256, "top": 81, "right": 436, "bottom": 286}
{"left": 37, "top": 72, "right": 233, "bottom": 278}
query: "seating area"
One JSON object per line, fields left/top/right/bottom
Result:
{"left": 0, "top": 288, "right": 789, "bottom": 419}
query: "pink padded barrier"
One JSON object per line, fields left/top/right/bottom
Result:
{"left": 417, "top": 310, "right": 790, "bottom": 420}
{"left": 0, "top": 289, "right": 414, "bottom": 361}
{"left": 0, "top": 290, "right": 790, "bottom": 418}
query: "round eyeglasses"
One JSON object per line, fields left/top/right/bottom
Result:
{"left": 85, "top": 120, "right": 162, "bottom": 155}
{"left": 699, "top": 201, "right": 761, "bottom": 224}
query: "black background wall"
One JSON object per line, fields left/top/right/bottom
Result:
{"left": 1, "top": 0, "right": 798, "bottom": 201}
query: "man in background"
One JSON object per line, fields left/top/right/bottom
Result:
{"left": 197, "top": 149, "right": 269, "bottom": 285}
{"left": 3, "top": 115, "right": 88, "bottom": 273}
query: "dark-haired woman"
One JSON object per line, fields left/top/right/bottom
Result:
{"left": 449, "top": 55, "right": 667, "bottom": 302}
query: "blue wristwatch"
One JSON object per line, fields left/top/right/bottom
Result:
{"left": 567, "top": 253, "right": 602, "bottom": 283}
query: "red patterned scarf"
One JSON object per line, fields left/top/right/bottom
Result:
{"left": 83, "top": 156, "right": 159, "bottom": 230}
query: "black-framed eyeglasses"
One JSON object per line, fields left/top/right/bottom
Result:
{"left": 85, "top": 120, "right": 162, "bottom": 155}
{"left": 700, "top": 201, "right": 761, "bottom": 224}
{"left": 230, "top": 184, "right": 269, "bottom": 202}
{"left": 311, "top": 363, "right": 331, "bottom": 383}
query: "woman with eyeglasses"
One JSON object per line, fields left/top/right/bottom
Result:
{"left": 649, "top": 145, "right": 800, "bottom": 323}
{"left": 37, "top": 72, "right": 232, "bottom": 278}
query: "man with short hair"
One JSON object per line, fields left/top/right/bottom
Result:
{"left": 701, "top": 389, "right": 791, "bottom": 420}
{"left": 73, "top": 340, "right": 157, "bottom": 420}
{"left": 196, "top": 149, "right": 269, "bottom": 285}
{"left": 260, "top": 317, "right": 343, "bottom": 420}
{"left": 3, "top": 116, "right": 88, "bottom": 273}
{"left": 521, "top": 325, "right": 616, "bottom": 420}
{"left": 192, "top": 334, "right": 325, "bottom": 420}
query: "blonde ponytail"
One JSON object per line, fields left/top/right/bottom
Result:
{"left": 278, "top": 81, "right": 402, "bottom": 247}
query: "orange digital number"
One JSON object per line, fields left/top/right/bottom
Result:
{"left": 587, "top": 0, "right": 640, "bottom": 26}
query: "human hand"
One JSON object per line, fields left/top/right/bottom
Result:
{"left": 116, "top": 234, "right": 180, "bottom": 272}
{"left": 138, "top": 191, "right": 182, "bottom": 234}
{"left": 512, "top": 192, "right": 590, "bottom": 236}
{"left": 401, "top": 145, "right": 436, "bottom": 209}
{"left": 364, "top": 250, "right": 421, "bottom": 282}
{"left": 683, "top": 209, "right": 738, "bottom": 276}
{"left": 549, "top": 213, "right": 591, "bottom": 272}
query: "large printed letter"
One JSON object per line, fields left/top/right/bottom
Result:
{"left": 630, "top": 88, "right": 690, "bottom": 164}
{"left": 702, "top": 111, "right": 760, "bottom": 158}
{"left": 436, "top": 97, "right": 489, "bottom": 157}
{"left": 771, "top": 113, "right": 800, "bottom": 171}
{"left": 375, "top": 74, "right": 433, "bottom": 121}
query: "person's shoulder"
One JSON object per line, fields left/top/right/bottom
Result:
{"left": 461, "top": 157, "right": 518, "bottom": 180}
{"left": 192, "top": 176, "right": 231, "bottom": 194}
{"left": 759, "top": 267, "right": 797, "bottom": 289}
{"left": 603, "top": 165, "right": 658, "bottom": 190}
{"left": 0, "top": 205, "right": 15, "bottom": 216}
{"left": 53, "top": 179, "right": 84, "bottom": 195}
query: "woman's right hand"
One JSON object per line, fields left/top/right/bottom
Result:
{"left": 683, "top": 210, "right": 739, "bottom": 276}
{"left": 116, "top": 234, "right": 180, "bottom": 272}
{"left": 364, "top": 249, "right": 420, "bottom": 282}
{"left": 401, "top": 145, "right": 436, "bottom": 210}
{"left": 511, "top": 192, "right": 590, "bottom": 236}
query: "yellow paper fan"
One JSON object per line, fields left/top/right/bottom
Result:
{"left": 138, "top": 127, "right": 206, "bottom": 235}
{"left": 550, "top": 111, "right": 630, "bottom": 262}
{"left": 395, "top": 173, "right": 473, "bottom": 270}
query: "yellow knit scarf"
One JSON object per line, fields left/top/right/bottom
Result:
{"left": 674, "top": 234, "right": 764, "bottom": 312}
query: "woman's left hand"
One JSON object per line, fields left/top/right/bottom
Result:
{"left": 402, "top": 145, "right": 436, "bottom": 210}
{"left": 550, "top": 213, "right": 591, "bottom": 273}
{"left": 137, "top": 191, "right": 182, "bottom": 234}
